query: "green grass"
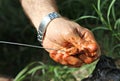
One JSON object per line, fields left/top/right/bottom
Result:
{"left": 92, "top": 0, "right": 120, "bottom": 57}
{"left": 14, "top": 62, "right": 77, "bottom": 81}
{"left": 14, "top": 60, "right": 98, "bottom": 81}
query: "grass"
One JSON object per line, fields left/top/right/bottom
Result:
{"left": 0, "top": 0, "right": 120, "bottom": 81}
{"left": 14, "top": 60, "right": 98, "bottom": 81}
{"left": 92, "top": 0, "right": 120, "bottom": 57}
{"left": 14, "top": 62, "right": 77, "bottom": 81}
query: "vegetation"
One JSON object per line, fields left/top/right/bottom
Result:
{"left": 0, "top": 0, "right": 120, "bottom": 81}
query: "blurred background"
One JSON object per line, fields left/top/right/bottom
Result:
{"left": 0, "top": 0, "right": 120, "bottom": 80}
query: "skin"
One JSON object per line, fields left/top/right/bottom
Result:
{"left": 20, "top": 0, "right": 101, "bottom": 67}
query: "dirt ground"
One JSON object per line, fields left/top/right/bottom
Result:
{"left": 0, "top": 76, "right": 13, "bottom": 81}
{"left": 0, "top": 78, "right": 12, "bottom": 81}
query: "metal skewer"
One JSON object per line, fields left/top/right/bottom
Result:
{"left": 0, "top": 41, "right": 64, "bottom": 52}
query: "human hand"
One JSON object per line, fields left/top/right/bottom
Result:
{"left": 42, "top": 17, "right": 101, "bottom": 67}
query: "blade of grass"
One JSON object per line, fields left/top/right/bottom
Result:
{"left": 54, "top": 67, "right": 59, "bottom": 78}
{"left": 27, "top": 66, "right": 45, "bottom": 74}
{"left": 114, "top": 18, "right": 120, "bottom": 29}
{"left": 93, "top": 5, "right": 107, "bottom": 26}
{"left": 14, "top": 62, "right": 38, "bottom": 81}
{"left": 113, "top": 18, "right": 120, "bottom": 40}
{"left": 74, "top": 16, "right": 98, "bottom": 22}
{"left": 111, "top": 44, "right": 120, "bottom": 53}
{"left": 112, "top": 33, "right": 120, "bottom": 40}
{"left": 14, "top": 62, "right": 44, "bottom": 81}
{"left": 112, "top": 5, "right": 116, "bottom": 21}
{"left": 14, "top": 67, "right": 28, "bottom": 81}
{"left": 91, "top": 26, "right": 110, "bottom": 32}
{"left": 30, "top": 71, "right": 37, "bottom": 81}
{"left": 107, "top": 0, "right": 116, "bottom": 30}
{"left": 97, "top": 0, "right": 101, "bottom": 12}
{"left": 101, "top": 0, "right": 109, "bottom": 10}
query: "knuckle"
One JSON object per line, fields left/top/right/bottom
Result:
{"left": 84, "top": 28, "right": 92, "bottom": 33}
{"left": 63, "top": 28, "right": 76, "bottom": 37}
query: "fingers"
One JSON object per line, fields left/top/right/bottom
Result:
{"left": 62, "top": 47, "right": 79, "bottom": 55}
{"left": 72, "top": 26, "right": 100, "bottom": 56}
{"left": 50, "top": 50, "right": 83, "bottom": 67}
{"left": 78, "top": 52, "right": 99, "bottom": 64}
{"left": 50, "top": 50, "right": 99, "bottom": 67}
{"left": 43, "top": 37, "right": 99, "bottom": 67}
{"left": 82, "top": 41, "right": 99, "bottom": 57}
{"left": 63, "top": 25, "right": 100, "bottom": 62}
{"left": 50, "top": 51, "right": 68, "bottom": 65}
{"left": 82, "top": 29, "right": 99, "bottom": 50}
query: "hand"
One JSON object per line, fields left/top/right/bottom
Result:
{"left": 42, "top": 17, "right": 101, "bottom": 67}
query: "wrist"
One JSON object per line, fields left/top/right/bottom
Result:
{"left": 37, "top": 12, "right": 61, "bottom": 44}
{"left": 35, "top": 10, "right": 58, "bottom": 30}
{"left": 20, "top": 0, "right": 58, "bottom": 29}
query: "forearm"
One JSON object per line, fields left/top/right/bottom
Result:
{"left": 20, "top": 0, "right": 58, "bottom": 29}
